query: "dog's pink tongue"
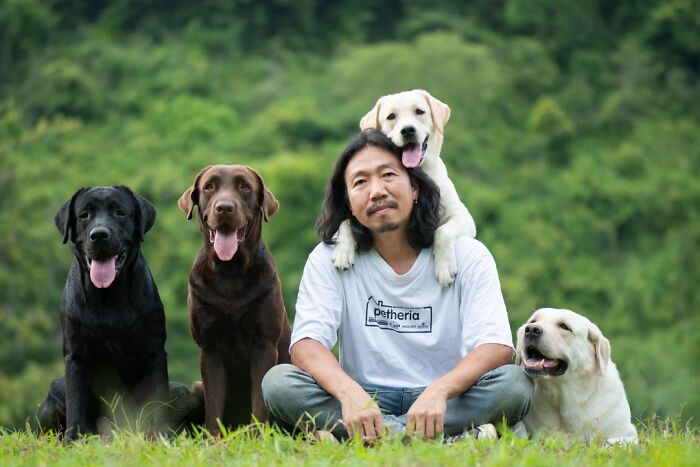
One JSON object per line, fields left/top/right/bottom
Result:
{"left": 90, "top": 256, "right": 117, "bottom": 288}
{"left": 213, "top": 230, "right": 238, "bottom": 261}
{"left": 402, "top": 146, "right": 422, "bottom": 168}
{"left": 525, "top": 358, "right": 559, "bottom": 371}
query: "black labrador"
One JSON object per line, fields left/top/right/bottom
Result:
{"left": 34, "top": 186, "right": 201, "bottom": 440}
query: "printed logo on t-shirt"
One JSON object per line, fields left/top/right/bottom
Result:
{"left": 365, "top": 296, "right": 432, "bottom": 333}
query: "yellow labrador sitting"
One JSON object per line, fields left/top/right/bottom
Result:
{"left": 332, "top": 89, "right": 477, "bottom": 286}
{"left": 515, "top": 308, "right": 638, "bottom": 443}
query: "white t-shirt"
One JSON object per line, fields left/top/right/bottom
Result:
{"left": 291, "top": 237, "right": 513, "bottom": 388}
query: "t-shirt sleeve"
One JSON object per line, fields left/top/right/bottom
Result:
{"left": 458, "top": 247, "right": 513, "bottom": 352}
{"left": 290, "top": 244, "right": 344, "bottom": 352}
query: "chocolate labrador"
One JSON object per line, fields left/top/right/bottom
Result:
{"left": 179, "top": 165, "right": 291, "bottom": 435}
{"left": 33, "top": 186, "right": 180, "bottom": 440}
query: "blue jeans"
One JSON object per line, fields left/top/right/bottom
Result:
{"left": 262, "top": 363, "right": 532, "bottom": 439}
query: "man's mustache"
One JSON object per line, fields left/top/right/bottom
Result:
{"left": 366, "top": 200, "right": 399, "bottom": 216}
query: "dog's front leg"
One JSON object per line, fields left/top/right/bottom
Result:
{"left": 141, "top": 349, "right": 169, "bottom": 434}
{"left": 249, "top": 342, "right": 278, "bottom": 423}
{"left": 331, "top": 219, "right": 356, "bottom": 269}
{"left": 434, "top": 221, "right": 459, "bottom": 286}
{"left": 64, "top": 353, "right": 91, "bottom": 441}
{"left": 200, "top": 348, "right": 227, "bottom": 436}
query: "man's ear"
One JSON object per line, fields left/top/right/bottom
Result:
{"left": 588, "top": 323, "right": 611, "bottom": 375}
{"left": 247, "top": 166, "right": 279, "bottom": 222}
{"left": 55, "top": 187, "right": 89, "bottom": 244}
{"left": 117, "top": 186, "right": 156, "bottom": 242}
{"left": 359, "top": 98, "right": 383, "bottom": 130}
{"left": 178, "top": 166, "right": 211, "bottom": 220}
{"left": 421, "top": 90, "right": 450, "bottom": 134}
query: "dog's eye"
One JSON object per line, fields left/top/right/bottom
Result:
{"left": 386, "top": 113, "right": 396, "bottom": 120}
{"left": 415, "top": 108, "right": 425, "bottom": 115}
{"left": 114, "top": 209, "right": 126, "bottom": 217}
{"left": 79, "top": 211, "right": 89, "bottom": 220}
{"left": 239, "top": 182, "right": 251, "bottom": 192}
{"left": 204, "top": 182, "right": 215, "bottom": 191}
{"left": 558, "top": 323, "right": 572, "bottom": 332}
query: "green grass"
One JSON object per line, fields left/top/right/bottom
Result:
{"left": 0, "top": 420, "right": 698, "bottom": 466}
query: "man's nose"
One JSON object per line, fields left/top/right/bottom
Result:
{"left": 368, "top": 178, "right": 388, "bottom": 200}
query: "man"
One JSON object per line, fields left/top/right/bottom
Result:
{"left": 262, "top": 129, "right": 532, "bottom": 442}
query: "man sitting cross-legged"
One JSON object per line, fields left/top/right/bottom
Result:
{"left": 263, "top": 129, "right": 532, "bottom": 442}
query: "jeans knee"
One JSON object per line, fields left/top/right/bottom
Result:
{"left": 495, "top": 365, "right": 533, "bottom": 419}
{"left": 262, "top": 364, "right": 297, "bottom": 407}
{"left": 502, "top": 365, "right": 532, "bottom": 392}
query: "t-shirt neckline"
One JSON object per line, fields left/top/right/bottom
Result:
{"left": 368, "top": 247, "right": 430, "bottom": 283}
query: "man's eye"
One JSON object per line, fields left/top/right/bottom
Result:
{"left": 386, "top": 113, "right": 396, "bottom": 120}
{"left": 415, "top": 108, "right": 425, "bottom": 115}
{"left": 204, "top": 183, "right": 215, "bottom": 191}
{"left": 382, "top": 172, "right": 396, "bottom": 178}
{"left": 353, "top": 179, "right": 366, "bottom": 187}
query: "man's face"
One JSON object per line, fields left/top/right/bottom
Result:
{"left": 345, "top": 145, "right": 417, "bottom": 236}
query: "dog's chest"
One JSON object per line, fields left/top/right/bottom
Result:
{"left": 191, "top": 279, "right": 276, "bottom": 336}
{"left": 67, "top": 299, "right": 154, "bottom": 346}
{"left": 530, "top": 381, "right": 592, "bottom": 433}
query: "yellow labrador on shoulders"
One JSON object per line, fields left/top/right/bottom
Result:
{"left": 332, "top": 89, "right": 477, "bottom": 286}
{"left": 515, "top": 308, "right": 638, "bottom": 444}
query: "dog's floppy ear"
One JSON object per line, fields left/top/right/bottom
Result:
{"left": 588, "top": 323, "right": 611, "bottom": 376}
{"left": 359, "top": 98, "right": 382, "bottom": 130}
{"left": 514, "top": 324, "right": 526, "bottom": 366}
{"left": 178, "top": 166, "right": 212, "bottom": 221}
{"left": 421, "top": 90, "right": 450, "bottom": 134}
{"left": 117, "top": 186, "right": 157, "bottom": 242}
{"left": 55, "top": 187, "right": 89, "bottom": 244}
{"left": 247, "top": 166, "right": 279, "bottom": 222}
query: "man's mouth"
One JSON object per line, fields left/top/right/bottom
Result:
{"left": 366, "top": 201, "right": 398, "bottom": 216}
{"left": 401, "top": 136, "right": 429, "bottom": 168}
{"left": 209, "top": 227, "right": 246, "bottom": 261}
{"left": 86, "top": 250, "right": 127, "bottom": 289}
{"left": 522, "top": 346, "right": 568, "bottom": 377}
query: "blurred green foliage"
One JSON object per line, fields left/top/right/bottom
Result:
{"left": 1, "top": 0, "right": 698, "bottom": 428}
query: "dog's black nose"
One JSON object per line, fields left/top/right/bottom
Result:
{"left": 401, "top": 126, "right": 416, "bottom": 138}
{"left": 89, "top": 227, "right": 110, "bottom": 241}
{"left": 524, "top": 324, "right": 543, "bottom": 338}
{"left": 215, "top": 201, "right": 235, "bottom": 214}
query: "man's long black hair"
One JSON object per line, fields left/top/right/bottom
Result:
{"left": 315, "top": 129, "right": 442, "bottom": 252}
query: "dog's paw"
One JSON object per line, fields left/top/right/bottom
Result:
{"left": 435, "top": 257, "right": 457, "bottom": 287}
{"left": 434, "top": 243, "right": 457, "bottom": 286}
{"left": 332, "top": 220, "right": 356, "bottom": 270}
{"left": 332, "top": 242, "right": 356, "bottom": 270}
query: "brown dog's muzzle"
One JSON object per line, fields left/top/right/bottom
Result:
{"left": 203, "top": 195, "right": 249, "bottom": 261}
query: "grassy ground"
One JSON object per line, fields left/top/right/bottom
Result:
{"left": 0, "top": 420, "right": 698, "bottom": 466}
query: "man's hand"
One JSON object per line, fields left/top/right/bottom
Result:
{"left": 339, "top": 386, "right": 385, "bottom": 442}
{"left": 292, "top": 338, "right": 387, "bottom": 443}
{"left": 406, "top": 386, "right": 448, "bottom": 439}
